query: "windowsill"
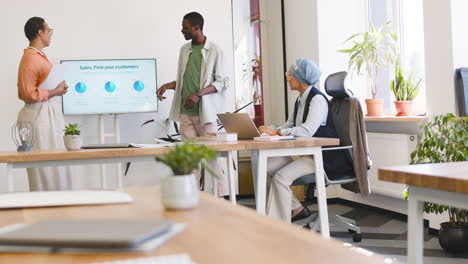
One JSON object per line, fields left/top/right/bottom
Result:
{"left": 365, "top": 116, "right": 427, "bottom": 122}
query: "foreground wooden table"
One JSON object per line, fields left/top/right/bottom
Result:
{"left": 379, "top": 161, "right": 468, "bottom": 264}
{"left": 0, "top": 185, "right": 383, "bottom": 264}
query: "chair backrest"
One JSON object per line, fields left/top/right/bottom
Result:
{"left": 324, "top": 71, "right": 352, "bottom": 147}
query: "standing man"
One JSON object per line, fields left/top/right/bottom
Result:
{"left": 157, "top": 12, "right": 229, "bottom": 195}
{"left": 17, "top": 17, "right": 72, "bottom": 191}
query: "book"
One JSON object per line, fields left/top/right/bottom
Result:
{"left": 253, "top": 135, "right": 296, "bottom": 141}
{"left": 0, "top": 220, "right": 186, "bottom": 253}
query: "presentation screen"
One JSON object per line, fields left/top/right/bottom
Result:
{"left": 61, "top": 59, "right": 158, "bottom": 115}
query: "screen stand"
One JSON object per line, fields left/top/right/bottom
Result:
{"left": 98, "top": 114, "right": 123, "bottom": 189}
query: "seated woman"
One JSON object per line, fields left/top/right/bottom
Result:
{"left": 258, "top": 58, "right": 345, "bottom": 223}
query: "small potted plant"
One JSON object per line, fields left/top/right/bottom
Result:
{"left": 156, "top": 142, "right": 217, "bottom": 210}
{"left": 406, "top": 113, "right": 468, "bottom": 253}
{"left": 339, "top": 21, "right": 397, "bottom": 116}
{"left": 390, "top": 58, "right": 421, "bottom": 116}
{"left": 63, "top": 123, "right": 82, "bottom": 151}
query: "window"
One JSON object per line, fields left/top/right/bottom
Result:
{"left": 368, "top": 0, "right": 426, "bottom": 114}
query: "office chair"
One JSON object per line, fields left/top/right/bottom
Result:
{"left": 291, "top": 71, "right": 363, "bottom": 242}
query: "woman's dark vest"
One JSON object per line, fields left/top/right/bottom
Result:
{"left": 293, "top": 87, "right": 353, "bottom": 179}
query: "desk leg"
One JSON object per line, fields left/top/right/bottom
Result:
{"left": 408, "top": 195, "right": 424, "bottom": 264}
{"left": 313, "top": 151, "right": 330, "bottom": 239}
{"left": 100, "top": 164, "right": 107, "bottom": 189}
{"left": 116, "top": 163, "right": 123, "bottom": 189}
{"left": 255, "top": 150, "right": 267, "bottom": 215}
{"left": 226, "top": 151, "right": 236, "bottom": 204}
{"left": 212, "top": 176, "right": 219, "bottom": 197}
{"left": 6, "top": 163, "right": 13, "bottom": 193}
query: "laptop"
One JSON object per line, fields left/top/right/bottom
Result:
{"left": 217, "top": 113, "right": 261, "bottom": 139}
{"left": 0, "top": 219, "right": 173, "bottom": 249}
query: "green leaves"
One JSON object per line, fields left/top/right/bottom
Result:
{"left": 64, "top": 123, "right": 80, "bottom": 136}
{"left": 339, "top": 21, "right": 397, "bottom": 98}
{"left": 408, "top": 114, "right": 468, "bottom": 223}
{"left": 156, "top": 142, "right": 218, "bottom": 177}
{"left": 390, "top": 58, "right": 421, "bottom": 101}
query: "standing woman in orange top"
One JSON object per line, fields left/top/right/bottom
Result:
{"left": 17, "top": 17, "right": 72, "bottom": 191}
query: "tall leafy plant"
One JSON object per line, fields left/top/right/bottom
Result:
{"left": 408, "top": 113, "right": 468, "bottom": 223}
{"left": 390, "top": 58, "right": 421, "bottom": 101}
{"left": 339, "top": 21, "right": 397, "bottom": 98}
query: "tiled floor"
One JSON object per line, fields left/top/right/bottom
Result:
{"left": 238, "top": 199, "right": 468, "bottom": 264}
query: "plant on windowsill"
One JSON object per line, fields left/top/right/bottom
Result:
{"left": 63, "top": 123, "right": 82, "bottom": 151}
{"left": 390, "top": 58, "right": 421, "bottom": 116}
{"left": 339, "top": 21, "right": 397, "bottom": 116}
{"left": 156, "top": 141, "right": 218, "bottom": 210}
{"left": 404, "top": 113, "right": 468, "bottom": 253}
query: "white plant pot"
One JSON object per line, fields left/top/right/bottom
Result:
{"left": 63, "top": 135, "right": 82, "bottom": 151}
{"left": 161, "top": 174, "right": 199, "bottom": 210}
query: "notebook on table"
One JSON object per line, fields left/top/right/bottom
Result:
{"left": 0, "top": 219, "right": 173, "bottom": 249}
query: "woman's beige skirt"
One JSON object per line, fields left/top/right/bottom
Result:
{"left": 17, "top": 96, "right": 72, "bottom": 191}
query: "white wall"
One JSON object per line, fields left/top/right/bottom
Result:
{"left": 423, "top": 0, "right": 457, "bottom": 115}
{"left": 260, "top": 0, "right": 286, "bottom": 125}
{"left": 0, "top": 0, "right": 234, "bottom": 192}
{"left": 317, "top": 0, "right": 368, "bottom": 102}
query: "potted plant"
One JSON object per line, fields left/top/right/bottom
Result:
{"left": 339, "top": 21, "right": 397, "bottom": 116}
{"left": 407, "top": 113, "right": 468, "bottom": 253}
{"left": 63, "top": 123, "right": 82, "bottom": 151}
{"left": 390, "top": 58, "right": 421, "bottom": 116}
{"left": 156, "top": 142, "right": 218, "bottom": 210}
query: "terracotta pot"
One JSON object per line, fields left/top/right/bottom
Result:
{"left": 438, "top": 222, "right": 468, "bottom": 253}
{"left": 365, "top": 98, "right": 384, "bottom": 116}
{"left": 394, "top": 101, "right": 413, "bottom": 116}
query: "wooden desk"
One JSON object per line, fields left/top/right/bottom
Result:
{"left": 0, "top": 138, "right": 339, "bottom": 239}
{"left": 379, "top": 161, "right": 468, "bottom": 264}
{"left": 0, "top": 186, "right": 383, "bottom": 264}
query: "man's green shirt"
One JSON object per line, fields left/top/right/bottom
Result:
{"left": 181, "top": 43, "right": 204, "bottom": 115}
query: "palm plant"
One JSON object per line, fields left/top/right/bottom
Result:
{"left": 339, "top": 21, "right": 398, "bottom": 98}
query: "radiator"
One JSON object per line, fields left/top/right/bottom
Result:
{"left": 367, "top": 132, "right": 417, "bottom": 198}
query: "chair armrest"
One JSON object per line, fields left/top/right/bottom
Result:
{"left": 322, "top": 145, "right": 352, "bottom": 151}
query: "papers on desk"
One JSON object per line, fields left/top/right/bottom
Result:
{"left": 254, "top": 135, "right": 295, "bottom": 141}
{"left": 87, "top": 254, "right": 195, "bottom": 264}
{"left": 81, "top": 143, "right": 175, "bottom": 149}
{"left": 0, "top": 221, "right": 186, "bottom": 254}
{"left": 0, "top": 190, "right": 132, "bottom": 209}
{"left": 129, "top": 143, "right": 175, "bottom": 148}
{"left": 39, "top": 64, "right": 67, "bottom": 90}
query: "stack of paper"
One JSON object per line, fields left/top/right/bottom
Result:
{"left": 88, "top": 254, "right": 195, "bottom": 264}
{"left": 198, "top": 133, "right": 237, "bottom": 142}
{"left": 253, "top": 135, "right": 295, "bottom": 141}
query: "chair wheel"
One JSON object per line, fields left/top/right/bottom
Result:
{"left": 352, "top": 233, "right": 362, "bottom": 242}
{"left": 348, "top": 229, "right": 357, "bottom": 234}
{"left": 303, "top": 224, "right": 311, "bottom": 230}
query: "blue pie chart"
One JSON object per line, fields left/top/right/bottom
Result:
{"left": 105, "top": 81, "right": 116, "bottom": 93}
{"left": 133, "top": 80, "right": 145, "bottom": 92}
{"left": 75, "top": 82, "right": 87, "bottom": 93}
